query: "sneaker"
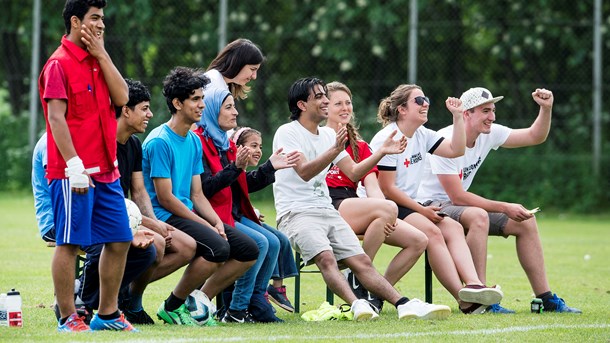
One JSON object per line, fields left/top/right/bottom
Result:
{"left": 221, "top": 308, "right": 256, "bottom": 324}
{"left": 263, "top": 292, "right": 277, "bottom": 314}
{"left": 123, "top": 308, "right": 155, "bottom": 325}
{"left": 366, "top": 292, "right": 384, "bottom": 314}
{"left": 267, "top": 285, "right": 295, "bottom": 313}
{"left": 344, "top": 269, "right": 368, "bottom": 300}
{"left": 486, "top": 303, "right": 515, "bottom": 314}
{"left": 397, "top": 299, "right": 451, "bottom": 320}
{"left": 57, "top": 313, "right": 91, "bottom": 332}
{"left": 460, "top": 303, "right": 487, "bottom": 314}
{"left": 458, "top": 285, "right": 504, "bottom": 306}
{"left": 54, "top": 296, "right": 92, "bottom": 325}
{"left": 89, "top": 313, "right": 138, "bottom": 332}
{"left": 157, "top": 303, "right": 195, "bottom": 326}
{"left": 543, "top": 294, "right": 582, "bottom": 313}
{"left": 351, "top": 299, "right": 379, "bottom": 321}
{"left": 205, "top": 315, "right": 220, "bottom": 326}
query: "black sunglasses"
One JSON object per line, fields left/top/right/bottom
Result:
{"left": 413, "top": 96, "right": 430, "bottom": 106}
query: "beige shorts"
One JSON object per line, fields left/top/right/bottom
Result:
{"left": 277, "top": 208, "right": 364, "bottom": 265}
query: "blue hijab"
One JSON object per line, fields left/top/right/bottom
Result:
{"left": 197, "top": 88, "right": 232, "bottom": 151}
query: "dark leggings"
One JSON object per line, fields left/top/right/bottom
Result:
{"left": 166, "top": 215, "right": 259, "bottom": 263}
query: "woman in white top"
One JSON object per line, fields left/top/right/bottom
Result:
{"left": 324, "top": 81, "right": 428, "bottom": 312}
{"left": 204, "top": 38, "right": 265, "bottom": 100}
{"left": 372, "top": 84, "right": 503, "bottom": 314}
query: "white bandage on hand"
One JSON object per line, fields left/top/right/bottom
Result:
{"left": 65, "top": 156, "right": 89, "bottom": 188}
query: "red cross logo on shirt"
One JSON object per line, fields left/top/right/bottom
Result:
{"left": 404, "top": 158, "right": 410, "bottom": 168}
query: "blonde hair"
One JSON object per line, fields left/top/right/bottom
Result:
{"left": 377, "top": 84, "right": 421, "bottom": 127}
{"left": 327, "top": 81, "right": 364, "bottom": 162}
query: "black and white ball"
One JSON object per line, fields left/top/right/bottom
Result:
{"left": 124, "top": 198, "right": 142, "bottom": 235}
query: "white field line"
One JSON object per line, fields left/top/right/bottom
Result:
{"left": 80, "top": 323, "right": 610, "bottom": 343}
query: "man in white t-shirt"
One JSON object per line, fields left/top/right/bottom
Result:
{"left": 273, "top": 77, "right": 451, "bottom": 321}
{"left": 417, "top": 87, "right": 581, "bottom": 313}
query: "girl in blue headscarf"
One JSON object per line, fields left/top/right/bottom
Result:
{"left": 194, "top": 88, "right": 299, "bottom": 323}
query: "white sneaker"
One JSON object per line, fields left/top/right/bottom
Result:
{"left": 351, "top": 299, "right": 379, "bottom": 321}
{"left": 397, "top": 299, "right": 451, "bottom": 320}
{"left": 458, "top": 285, "right": 503, "bottom": 306}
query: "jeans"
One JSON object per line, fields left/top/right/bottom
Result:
{"left": 231, "top": 217, "right": 280, "bottom": 311}
{"left": 254, "top": 220, "right": 298, "bottom": 280}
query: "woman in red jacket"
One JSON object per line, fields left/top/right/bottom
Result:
{"left": 194, "top": 88, "right": 298, "bottom": 323}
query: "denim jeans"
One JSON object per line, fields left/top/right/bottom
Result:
{"left": 255, "top": 220, "right": 298, "bottom": 280}
{"left": 230, "top": 217, "right": 280, "bottom": 311}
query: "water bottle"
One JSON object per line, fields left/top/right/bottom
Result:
{"left": 6, "top": 289, "right": 22, "bottom": 327}
{"left": 530, "top": 298, "right": 543, "bottom": 313}
{"left": 0, "top": 293, "right": 7, "bottom": 326}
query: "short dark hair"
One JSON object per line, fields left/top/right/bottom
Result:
{"left": 115, "top": 79, "right": 151, "bottom": 118}
{"left": 207, "top": 38, "right": 265, "bottom": 100}
{"left": 162, "top": 66, "right": 210, "bottom": 114}
{"left": 62, "top": 0, "right": 106, "bottom": 34}
{"left": 288, "top": 77, "right": 326, "bottom": 120}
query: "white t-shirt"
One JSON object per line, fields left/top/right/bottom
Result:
{"left": 370, "top": 122, "right": 444, "bottom": 199}
{"left": 417, "top": 123, "right": 512, "bottom": 202}
{"left": 203, "top": 69, "right": 228, "bottom": 93}
{"left": 272, "top": 121, "right": 348, "bottom": 220}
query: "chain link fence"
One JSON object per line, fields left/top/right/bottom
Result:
{"left": 1, "top": 0, "right": 609, "bottom": 209}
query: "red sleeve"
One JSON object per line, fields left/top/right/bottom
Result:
{"left": 357, "top": 141, "right": 379, "bottom": 184}
{"left": 41, "top": 60, "right": 68, "bottom": 101}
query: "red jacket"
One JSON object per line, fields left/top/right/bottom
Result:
{"left": 38, "top": 36, "right": 118, "bottom": 179}
{"left": 195, "top": 127, "right": 260, "bottom": 226}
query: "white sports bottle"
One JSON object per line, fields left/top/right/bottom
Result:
{"left": 0, "top": 293, "right": 7, "bottom": 326}
{"left": 6, "top": 289, "right": 22, "bottom": 327}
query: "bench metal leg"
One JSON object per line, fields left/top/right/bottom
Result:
{"left": 294, "top": 252, "right": 302, "bottom": 313}
{"left": 424, "top": 250, "right": 433, "bottom": 303}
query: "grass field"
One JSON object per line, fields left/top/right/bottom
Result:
{"left": 0, "top": 192, "right": 608, "bottom": 342}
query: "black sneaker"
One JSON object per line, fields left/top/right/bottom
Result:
{"left": 122, "top": 308, "right": 155, "bottom": 325}
{"left": 366, "top": 293, "right": 384, "bottom": 314}
{"left": 221, "top": 308, "right": 256, "bottom": 324}
{"left": 344, "top": 269, "right": 368, "bottom": 300}
{"left": 266, "top": 285, "right": 295, "bottom": 313}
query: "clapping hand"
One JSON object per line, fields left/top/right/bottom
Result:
{"left": 379, "top": 130, "right": 407, "bottom": 155}
{"left": 235, "top": 145, "right": 251, "bottom": 170}
{"left": 269, "top": 147, "right": 301, "bottom": 170}
{"left": 334, "top": 124, "right": 348, "bottom": 151}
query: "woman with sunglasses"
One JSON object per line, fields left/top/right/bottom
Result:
{"left": 371, "top": 84, "right": 504, "bottom": 314}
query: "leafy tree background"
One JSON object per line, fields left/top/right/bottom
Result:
{"left": 1, "top": 0, "right": 608, "bottom": 211}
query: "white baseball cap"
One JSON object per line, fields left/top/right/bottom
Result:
{"left": 459, "top": 87, "right": 504, "bottom": 110}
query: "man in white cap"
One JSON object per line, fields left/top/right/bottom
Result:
{"left": 417, "top": 87, "right": 581, "bottom": 314}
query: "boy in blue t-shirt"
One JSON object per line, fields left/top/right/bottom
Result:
{"left": 142, "top": 67, "right": 259, "bottom": 325}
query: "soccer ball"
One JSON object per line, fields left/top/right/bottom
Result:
{"left": 124, "top": 198, "right": 142, "bottom": 234}
{"left": 185, "top": 290, "right": 213, "bottom": 326}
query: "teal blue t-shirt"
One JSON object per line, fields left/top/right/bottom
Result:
{"left": 142, "top": 124, "right": 204, "bottom": 221}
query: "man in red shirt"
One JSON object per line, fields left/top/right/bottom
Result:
{"left": 38, "top": 0, "right": 134, "bottom": 332}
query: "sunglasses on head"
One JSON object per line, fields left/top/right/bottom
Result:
{"left": 413, "top": 96, "right": 430, "bottom": 106}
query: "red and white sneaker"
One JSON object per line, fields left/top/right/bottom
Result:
{"left": 57, "top": 313, "right": 90, "bottom": 332}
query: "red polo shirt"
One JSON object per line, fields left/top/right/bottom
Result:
{"left": 39, "top": 36, "right": 119, "bottom": 181}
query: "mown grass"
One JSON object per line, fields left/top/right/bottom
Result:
{"left": 0, "top": 192, "right": 608, "bottom": 342}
